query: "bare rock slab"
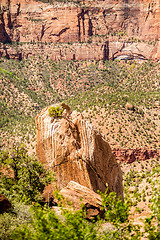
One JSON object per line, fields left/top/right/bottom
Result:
{"left": 59, "top": 181, "right": 104, "bottom": 219}
{"left": 60, "top": 180, "right": 102, "bottom": 209}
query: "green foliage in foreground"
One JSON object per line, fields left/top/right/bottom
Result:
{"left": 100, "top": 190, "right": 129, "bottom": 224}
{"left": 144, "top": 189, "right": 160, "bottom": 240}
{"left": 48, "top": 105, "right": 63, "bottom": 118}
{"left": 0, "top": 145, "right": 159, "bottom": 239}
{"left": 10, "top": 180, "right": 158, "bottom": 240}
{"left": 1, "top": 190, "right": 159, "bottom": 240}
{"left": 11, "top": 193, "right": 139, "bottom": 240}
{"left": 0, "top": 145, "right": 53, "bottom": 203}
{"left": 12, "top": 205, "right": 98, "bottom": 240}
{"left": 0, "top": 203, "right": 31, "bottom": 240}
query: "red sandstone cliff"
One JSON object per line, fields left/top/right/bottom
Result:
{"left": 113, "top": 148, "right": 160, "bottom": 163}
{"left": 1, "top": 0, "right": 160, "bottom": 43}
{"left": 36, "top": 106, "right": 123, "bottom": 197}
{"left": 0, "top": 0, "right": 160, "bottom": 60}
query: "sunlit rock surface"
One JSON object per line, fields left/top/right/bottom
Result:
{"left": 36, "top": 106, "right": 123, "bottom": 197}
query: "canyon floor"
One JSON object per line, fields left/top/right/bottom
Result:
{"left": 0, "top": 57, "right": 160, "bottom": 239}
{"left": 1, "top": 58, "right": 160, "bottom": 149}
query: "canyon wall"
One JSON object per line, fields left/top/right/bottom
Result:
{"left": 0, "top": 0, "right": 160, "bottom": 60}
{"left": 1, "top": 0, "right": 160, "bottom": 43}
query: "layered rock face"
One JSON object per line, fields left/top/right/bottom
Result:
{"left": 113, "top": 148, "right": 160, "bottom": 163}
{"left": 0, "top": 0, "right": 160, "bottom": 60}
{"left": 36, "top": 106, "right": 123, "bottom": 197}
{"left": 1, "top": 40, "right": 159, "bottom": 61}
{"left": 0, "top": 42, "right": 110, "bottom": 61}
{"left": 1, "top": 0, "right": 160, "bottom": 43}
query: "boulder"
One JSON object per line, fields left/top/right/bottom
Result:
{"left": 58, "top": 181, "right": 104, "bottom": 219}
{"left": 0, "top": 194, "right": 11, "bottom": 214}
{"left": 125, "top": 102, "right": 135, "bottom": 111}
{"left": 36, "top": 106, "right": 123, "bottom": 197}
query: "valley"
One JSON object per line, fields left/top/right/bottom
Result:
{"left": 0, "top": 1, "right": 160, "bottom": 239}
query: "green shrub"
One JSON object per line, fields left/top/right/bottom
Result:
{"left": 144, "top": 181, "right": 160, "bottom": 239}
{"left": 11, "top": 190, "right": 141, "bottom": 240}
{"left": 12, "top": 204, "right": 98, "bottom": 240}
{"left": 48, "top": 105, "right": 63, "bottom": 118}
{"left": 0, "top": 203, "right": 31, "bottom": 240}
{"left": 0, "top": 144, "right": 53, "bottom": 203}
{"left": 100, "top": 189, "right": 129, "bottom": 224}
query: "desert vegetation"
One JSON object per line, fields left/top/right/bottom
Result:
{"left": 0, "top": 56, "right": 159, "bottom": 239}
{"left": 0, "top": 58, "right": 159, "bottom": 150}
{"left": 48, "top": 105, "right": 63, "bottom": 118}
{"left": 0, "top": 0, "right": 160, "bottom": 237}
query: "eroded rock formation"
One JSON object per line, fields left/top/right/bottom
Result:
{"left": 1, "top": 40, "right": 160, "bottom": 61}
{"left": 36, "top": 106, "right": 123, "bottom": 197}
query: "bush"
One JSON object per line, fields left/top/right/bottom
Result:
{"left": 0, "top": 203, "right": 31, "bottom": 240}
{"left": 144, "top": 183, "right": 160, "bottom": 239}
{"left": 100, "top": 189, "right": 129, "bottom": 224}
{"left": 48, "top": 105, "right": 63, "bottom": 118}
{"left": 12, "top": 204, "right": 98, "bottom": 240}
{"left": 0, "top": 144, "right": 53, "bottom": 203}
{"left": 10, "top": 190, "right": 141, "bottom": 240}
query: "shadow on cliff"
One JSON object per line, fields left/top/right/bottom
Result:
{"left": 0, "top": 4, "right": 11, "bottom": 43}
{"left": 121, "top": 0, "right": 140, "bottom": 34}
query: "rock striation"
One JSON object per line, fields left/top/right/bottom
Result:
{"left": 36, "top": 106, "right": 123, "bottom": 197}
{"left": 1, "top": 40, "right": 160, "bottom": 61}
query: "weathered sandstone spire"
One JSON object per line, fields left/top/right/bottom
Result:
{"left": 36, "top": 105, "right": 123, "bottom": 197}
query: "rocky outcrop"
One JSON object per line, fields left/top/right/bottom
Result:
{"left": 0, "top": 0, "right": 160, "bottom": 60}
{"left": 0, "top": 194, "right": 11, "bottom": 214}
{"left": 59, "top": 181, "right": 104, "bottom": 219}
{"left": 113, "top": 148, "right": 160, "bottom": 163}
{"left": 36, "top": 106, "right": 123, "bottom": 197}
